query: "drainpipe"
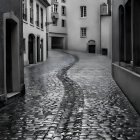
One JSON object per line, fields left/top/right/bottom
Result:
{"left": 131, "top": 0, "right": 134, "bottom": 66}
{"left": 100, "top": 5, "right": 102, "bottom": 54}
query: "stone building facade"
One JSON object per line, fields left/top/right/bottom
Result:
{"left": 0, "top": 0, "right": 25, "bottom": 105}
{"left": 47, "top": 0, "right": 112, "bottom": 57}
{"left": 67, "top": 0, "right": 101, "bottom": 53}
{"left": 112, "top": 0, "right": 140, "bottom": 114}
{"left": 100, "top": 0, "right": 112, "bottom": 57}
{"left": 66, "top": 0, "right": 112, "bottom": 57}
{"left": 23, "top": 0, "right": 50, "bottom": 65}
{"left": 47, "top": 0, "right": 67, "bottom": 50}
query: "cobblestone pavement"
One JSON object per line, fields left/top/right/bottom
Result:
{"left": 0, "top": 50, "right": 140, "bottom": 140}
{"left": 67, "top": 51, "right": 140, "bottom": 140}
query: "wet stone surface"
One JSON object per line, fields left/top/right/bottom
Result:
{"left": 67, "top": 51, "right": 140, "bottom": 140}
{"left": 0, "top": 50, "right": 140, "bottom": 140}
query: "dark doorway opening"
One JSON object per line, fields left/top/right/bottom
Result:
{"left": 89, "top": 45, "right": 95, "bottom": 53}
{"left": 41, "top": 39, "right": 43, "bottom": 61}
{"left": 52, "top": 37, "right": 64, "bottom": 49}
{"left": 28, "top": 34, "right": 35, "bottom": 64}
{"left": 37, "top": 36, "right": 40, "bottom": 62}
{"left": 6, "top": 20, "right": 13, "bottom": 92}
{"left": 102, "top": 48, "right": 108, "bottom": 55}
{"left": 6, "top": 19, "right": 18, "bottom": 93}
{"left": 119, "top": 5, "right": 125, "bottom": 62}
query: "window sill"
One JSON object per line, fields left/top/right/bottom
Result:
{"left": 30, "top": 23, "right": 34, "bottom": 27}
{"left": 80, "top": 17, "right": 87, "bottom": 19}
{"left": 80, "top": 36, "right": 87, "bottom": 38}
{"left": 52, "top": 24, "right": 57, "bottom": 26}
{"left": 114, "top": 61, "right": 140, "bottom": 75}
{"left": 36, "top": 26, "right": 40, "bottom": 30}
{"left": 23, "top": 20, "right": 28, "bottom": 24}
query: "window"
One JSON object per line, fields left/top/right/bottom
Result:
{"left": 54, "top": 4, "right": 58, "bottom": 13}
{"left": 52, "top": 4, "right": 58, "bottom": 13}
{"left": 22, "top": 0, "right": 27, "bottom": 21}
{"left": 62, "top": 6, "right": 66, "bottom": 16}
{"left": 30, "top": 0, "right": 34, "bottom": 24}
{"left": 36, "top": 4, "right": 39, "bottom": 26}
{"left": 41, "top": 8, "right": 43, "bottom": 29}
{"left": 81, "top": 27, "right": 87, "bottom": 38}
{"left": 80, "top": 6, "right": 87, "bottom": 17}
{"left": 62, "top": 19, "right": 66, "bottom": 27}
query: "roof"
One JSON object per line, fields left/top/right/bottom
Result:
{"left": 38, "top": 0, "right": 50, "bottom": 7}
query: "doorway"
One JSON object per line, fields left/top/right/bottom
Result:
{"left": 5, "top": 16, "right": 20, "bottom": 93}
{"left": 52, "top": 37, "right": 64, "bottom": 49}
{"left": 41, "top": 39, "right": 43, "bottom": 61}
{"left": 37, "top": 36, "right": 40, "bottom": 62}
{"left": 28, "top": 34, "right": 35, "bottom": 64}
{"left": 6, "top": 20, "right": 14, "bottom": 92}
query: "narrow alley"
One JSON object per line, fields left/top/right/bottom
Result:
{"left": 0, "top": 51, "right": 140, "bottom": 140}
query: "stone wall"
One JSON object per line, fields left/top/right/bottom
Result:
{"left": 0, "top": 0, "right": 24, "bottom": 96}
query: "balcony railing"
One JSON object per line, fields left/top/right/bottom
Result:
{"left": 51, "top": 12, "right": 59, "bottom": 19}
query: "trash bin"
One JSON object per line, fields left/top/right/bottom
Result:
{"left": 88, "top": 40, "right": 96, "bottom": 53}
{"left": 102, "top": 48, "right": 108, "bottom": 55}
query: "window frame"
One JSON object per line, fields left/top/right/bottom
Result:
{"left": 80, "top": 27, "right": 87, "bottom": 38}
{"left": 80, "top": 6, "right": 87, "bottom": 18}
{"left": 22, "top": 0, "right": 27, "bottom": 21}
{"left": 40, "top": 8, "right": 44, "bottom": 29}
{"left": 62, "top": 19, "right": 66, "bottom": 27}
{"left": 62, "top": 6, "right": 66, "bottom": 16}
{"left": 30, "top": 0, "right": 34, "bottom": 24}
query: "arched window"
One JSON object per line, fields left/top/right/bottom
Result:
{"left": 119, "top": 5, "right": 125, "bottom": 62}
{"left": 125, "top": 0, "right": 132, "bottom": 63}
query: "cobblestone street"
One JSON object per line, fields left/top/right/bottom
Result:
{"left": 0, "top": 50, "right": 140, "bottom": 140}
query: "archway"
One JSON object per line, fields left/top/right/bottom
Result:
{"left": 28, "top": 34, "right": 35, "bottom": 64}
{"left": 125, "top": 0, "right": 132, "bottom": 63}
{"left": 119, "top": 5, "right": 125, "bottom": 62}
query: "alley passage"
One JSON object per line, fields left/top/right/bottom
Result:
{"left": 0, "top": 51, "right": 140, "bottom": 140}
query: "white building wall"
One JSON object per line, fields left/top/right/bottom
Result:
{"left": 101, "top": 16, "right": 112, "bottom": 57}
{"left": 23, "top": 0, "right": 48, "bottom": 65}
{"left": 47, "top": 0, "right": 67, "bottom": 50}
{"left": 67, "top": 0, "right": 101, "bottom": 53}
{"left": 100, "top": 0, "right": 112, "bottom": 57}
